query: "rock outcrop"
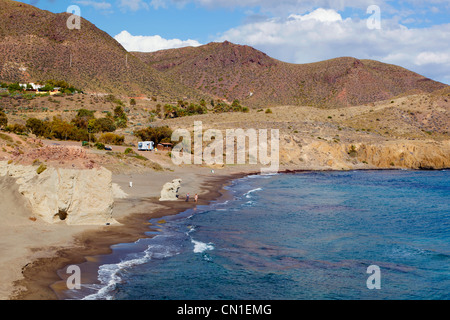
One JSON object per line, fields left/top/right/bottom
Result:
{"left": 279, "top": 137, "right": 450, "bottom": 170}
{"left": 159, "top": 179, "right": 182, "bottom": 201}
{"left": 0, "top": 162, "right": 118, "bottom": 225}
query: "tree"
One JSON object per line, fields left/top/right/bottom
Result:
{"left": 40, "top": 84, "right": 54, "bottom": 92}
{"left": 94, "top": 117, "right": 116, "bottom": 133}
{"left": 72, "top": 109, "right": 95, "bottom": 129}
{"left": 130, "top": 98, "right": 136, "bottom": 106}
{"left": 51, "top": 117, "right": 76, "bottom": 140}
{"left": 0, "top": 110, "right": 8, "bottom": 129}
{"left": 8, "top": 83, "right": 22, "bottom": 92}
{"left": 134, "top": 126, "right": 173, "bottom": 145}
{"left": 26, "top": 118, "right": 49, "bottom": 137}
{"left": 113, "top": 105, "right": 128, "bottom": 128}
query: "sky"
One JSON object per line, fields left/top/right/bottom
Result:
{"left": 19, "top": 0, "right": 450, "bottom": 84}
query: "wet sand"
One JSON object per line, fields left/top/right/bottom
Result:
{"left": 9, "top": 166, "right": 253, "bottom": 300}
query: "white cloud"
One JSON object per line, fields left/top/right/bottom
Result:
{"left": 145, "top": 0, "right": 388, "bottom": 15}
{"left": 114, "top": 30, "right": 202, "bottom": 52}
{"left": 288, "top": 8, "right": 342, "bottom": 22}
{"left": 118, "top": 0, "right": 149, "bottom": 11}
{"left": 415, "top": 52, "right": 450, "bottom": 66}
{"left": 73, "top": 0, "right": 112, "bottom": 10}
{"left": 215, "top": 8, "right": 450, "bottom": 84}
{"left": 150, "top": 0, "right": 168, "bottom": 9}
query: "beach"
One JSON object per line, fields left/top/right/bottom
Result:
{"left": 1, "top": 164, "right": 253, "bottom": 300}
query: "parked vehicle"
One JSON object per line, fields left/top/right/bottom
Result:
{"left": 138, "top": 141, "right": 154, "bottom": 151}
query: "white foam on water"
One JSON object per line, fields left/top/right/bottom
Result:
{"left": 82, "top": 252, "right": 150, "bottom": 300}
{"left": 81, "top": 242, "right": 180, "bottom": 300}
{"left": 191, "top": 239, "right": 214, "bottom": 254}
{"left": 244, "top": 187, "right": 263, "bottom": 198}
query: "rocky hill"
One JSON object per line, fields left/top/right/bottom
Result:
{"left": 0, "top": 0, "right": 205, "bottom": 101}
{"left": 134, "top": 41, "right": 447, "bottom": 107}
{"left": 0, "top": 0, "right": 447, "bottom": 108}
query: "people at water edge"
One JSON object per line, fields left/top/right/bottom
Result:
{"left": 186, "top": 193, "right": 190, "bottom": 202}
{"left": 194, "top": 194, "right": 198, "bottom": 202}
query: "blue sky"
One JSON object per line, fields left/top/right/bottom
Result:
{"left": 19, "top": 0, "right": 450, "bottom": 84}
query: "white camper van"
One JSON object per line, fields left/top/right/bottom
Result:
{"left": 138, "top": 141, "right": 154, "bottom": 151}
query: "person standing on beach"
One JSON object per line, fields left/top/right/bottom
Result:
{"left": 194, "top": 194, "right": 198, "bottom": 203}
{"left": 186, "top": 193, "right": 190, "bottom": 202}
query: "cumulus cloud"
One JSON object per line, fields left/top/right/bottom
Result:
{"left": 118, "top": 0, "right": 150, "bottom": 11}
{"left": 114, "top": 30, "right": 202, "bottom": 52}
{"left": 288, "top": 8, "right": 343, "bottom": 22}
{"left": 150, "top": 0, "right": 383, "bottom": 13}
{"left": 73, "top": 1, "right": 112, "bottom": 10}
{"left": 415, "top": 52, "right": 450, "bottom": 66}
{"left": 215, "top": 8, "right": 450, "bottom": 84}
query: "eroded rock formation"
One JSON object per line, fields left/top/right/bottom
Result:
{"left": 0, "top": 162, "right": 117, "bottom": 225}
{"left": 159, "top": 179, "right": 182, "bottom": 201}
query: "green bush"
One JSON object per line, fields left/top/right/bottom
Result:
{"left": 93, "top": 117, "right": 116, "bottom": 133}
{"left": 98, "top": 132, "right": 125, "bottom": 145}
{"left": 95, "top": 142, "right": 105, "bottom": 150}
{"left": 134, "top": 126, "right": 173, "bottom": 145}
{"left": 4, "top": 124, "right": 27, "bottom": 135}
{"left": 348, "top": 145, "right": 358, "bottom": 158}
{"left": 26, "top": 118, "right": 49, "bottom": 137}
{"left": 36, "top": 164, "right": 47, "bottom": 175}
{"left": 0, "top": 109, "right": 8, "bottom": 128}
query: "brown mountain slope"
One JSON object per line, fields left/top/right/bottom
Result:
{"left": 0, "top": 0, "right": 205, "bottom": 101}
{"left": 133, "top": 41, "right": 448, "bottom": 107}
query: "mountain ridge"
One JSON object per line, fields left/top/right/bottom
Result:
{"left": 0, "top": 0, "right": 206, "bottom": 101}
{"left": 0, "top": 0, "right": 447, "bottom": 107}
{"left": 133, "top": 41, "right": 447, "bottom": 107}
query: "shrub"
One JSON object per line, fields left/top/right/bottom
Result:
{"left": 0, "top": 109, "right": 8, "bottom": 129}
{"left": 98, "top": 132, "right": 125, "bottom": 145}
{"left": 26, "top": 118, "right": 49, "bottom": 137}
{"left": 72, "top": 108, "right": 95, "bottom": 129}
{"left": 36, "top": 164, "right": 47, "bottom": 175}
{"left": 93, "top": 117, "right": 116, "bottom": 133}
{"left": 95, "top": 142, "right": 105, "bottom": 150}
{"left": 4, "top": 124, "right": 27, "bottom": 135}
{"left": 265, "top": 108, "right": 272, "bottom": 114}
{"left": 0, "top": 133, "right": 13, "bottom": 142}
{"left": 114, "top": 106, "right": 128, "bottom": 128}
{"left": 134, "top": 126, "right": 173, "bottom": 145}
{"left": 348, "top": 145, "right": 358, "bottom": 158}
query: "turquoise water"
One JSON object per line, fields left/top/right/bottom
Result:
{"left": 67, "top": 170, "right": 449, "bottom": 300}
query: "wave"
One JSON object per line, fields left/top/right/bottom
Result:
{"left": 191, "top": 239, "right": 214, "bottom": 254}
{"left": 244, "top": 187, "right": 263, "bottom": 198}
{"left": 81, "top": 240, "right": 181, "bottom": 300}
{"left": 82, "top": 251, "right": 151, "bottom": 300}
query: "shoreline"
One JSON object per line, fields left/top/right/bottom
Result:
{"left": 6, "top": 165, "right": 448, "bottom": 300}
{"left": 10, "top": 167, "right": 252, "bottom": 300}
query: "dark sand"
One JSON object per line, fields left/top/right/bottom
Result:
{"left": 11, "top": 169, "right": 250, "bottom": 300}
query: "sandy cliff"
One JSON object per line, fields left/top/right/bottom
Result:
{"left": 280, "top": 137, "right": 450, "bottom": 170}
{"left": 0, "top": 162, "right": 117, "bottom": 225}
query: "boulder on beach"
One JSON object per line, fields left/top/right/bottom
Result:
{"left": 159, "top": 179, "right": 182, "bottom": 201}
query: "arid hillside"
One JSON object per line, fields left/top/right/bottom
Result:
{"left": 134, "top": 41, "right": 447, "bottom": 108}
{"left": 0, "top": 0, "right": 446, "bottom": 109}
{"left": 0, "top": 0, "right": 206, "bottom": 102}
{"left": 1, "top": 87, "right": 448, "bottom": 172}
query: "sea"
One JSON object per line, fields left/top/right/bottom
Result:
{"left": 60, "top": 170, "right": 449, "bottom": 300}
